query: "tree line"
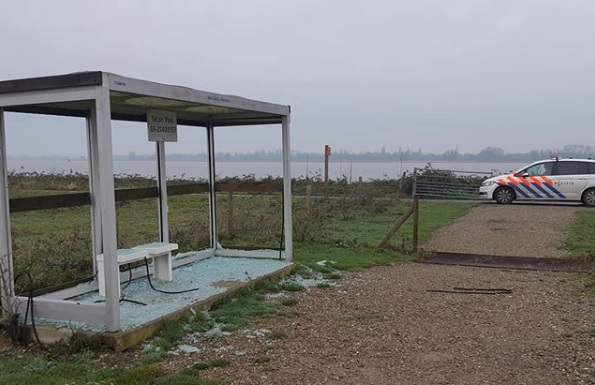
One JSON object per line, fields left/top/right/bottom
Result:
{"left": 117, "top": 144, "right": 594, "bottom": 162}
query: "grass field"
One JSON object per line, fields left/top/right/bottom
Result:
{"left": 566, "top": 211, "right": 595, "bottom": 261}
{"left": 0, "top": 355, "right": 221, "bottom": 385}
{"left": 7, "top": 173, "right": 595, "bottom": 291}
{"left": 8, "top": 189, "right": 471, "bottom": 291}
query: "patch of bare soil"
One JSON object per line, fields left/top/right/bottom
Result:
{"left": 161, "top": 264, "right": 595, "bottom": 385}
{"left": 424, "top": 204, "right": 589, "bottom": 258}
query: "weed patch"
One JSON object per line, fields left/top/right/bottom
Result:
{"left": 268, "top": 330, "right": 287, "bottom": 340}
{"left": 210, "top": 295, "right": 279, "bottom": 331}
{"left": 252, "top": 279, "right": 281, "bottom": 294}
{"left": 279, "top": 282, "right": 305, "bottom": 292}
{"left": 323, "top": 272, "right": 342, "bottom": 280}
{"left": 255, "top": 355, "right": 271, "bottom": 364}
{"left": 189, "top": 311, "right": 215, "bottom": 333}
{"left": 47, "top": 332, "right": 106, "bottom": 357}
{"left": 150, "top": 319, "right": 190, "bottom": 352}
{"left": 281, "top": 297, "right": 299, "bottom": 306}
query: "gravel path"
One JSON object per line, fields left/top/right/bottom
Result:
{"left": 3, "top": 202, "right": 593, "bottom": 384}
{"left": 424, "top": 203, "right": 588, "bottom": 258}
{"left": 153, "top": 203, "right": 595, "bottom": 384}
{"left": 163, "top": 264, "right": 595, "bottom": 385}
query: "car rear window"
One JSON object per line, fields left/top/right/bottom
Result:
{"left": 556, "top": 161, "right": 593, "bottom": 175}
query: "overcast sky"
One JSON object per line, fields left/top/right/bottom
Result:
{"left": 1, "top": 0, "right": 594, "bottom": 157}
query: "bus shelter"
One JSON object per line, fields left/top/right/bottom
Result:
{"left": 0, "top": 72, "right": 292, "bottom": 332}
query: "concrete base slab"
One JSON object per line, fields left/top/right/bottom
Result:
{"left": 27, "top": 256, "right": 296, "bottom": 351}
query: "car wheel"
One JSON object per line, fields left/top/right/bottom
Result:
{"left": 493, "top": 186, "right": 514, "bottom": 204}
{"left": 581, "top": 188, "right": 595, "bottom": 207}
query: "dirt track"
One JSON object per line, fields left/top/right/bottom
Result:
{"left": 424, "top": 203, "right": 589, "bottom": 258}
{"left": 159, "top": 204, "right": 595, "bottom": 384}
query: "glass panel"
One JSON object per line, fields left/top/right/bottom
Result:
{"left": 523, "top": 162, "right": 553, "bottom": 176}
{"left": 215, "top": 125, "right": 283, "bottom": 249}
{"left": 5, "top": 113, "right": 92, "bottom": 292}
{"left": 112, "top": 121, "right": 159, "bottom": 247}
{"left": 166, "top": 126, "right": 211, "bottom": 252}
{"left": 556, "top": 162, "right": 581, "bottom": 176}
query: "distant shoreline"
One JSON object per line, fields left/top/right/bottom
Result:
{"left": 5, "top": 156, "right": 542, "bottom": 164}
{"left": 5, "top": 158, "right": 523, "bottom": 180}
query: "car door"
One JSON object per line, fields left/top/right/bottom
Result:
{"left": 550, "top": 161, "right": 590, "bottom": 200}
{"left": 514, "top": 161, "right": 556, "bottom": 201}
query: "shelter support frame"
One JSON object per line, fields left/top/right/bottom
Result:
{"left": 281, "top": 115, "right": 293, "bottom": 260}
{"left": 156, "top": 141, "right": 169, "bottom": 243}
{"left": 207, "top": 121, "right": 218, "bottom": 248}
{"left": 0, "top": 108, "right": 15, "bottom": 315}
{"left": 0, "top": 71, "right": 292, "bottom": 331}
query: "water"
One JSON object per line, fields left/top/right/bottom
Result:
{"left": 6, "top": 158, "right": 524, "bottom": 181}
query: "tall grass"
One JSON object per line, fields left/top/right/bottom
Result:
{"left": 7, "top": 171, "right": 475, "bottom": 291}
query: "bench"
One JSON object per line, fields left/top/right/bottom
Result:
{"left": 96, "top": 242, "right": 178, "bottom": 296}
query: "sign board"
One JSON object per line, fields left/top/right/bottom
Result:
{"left": 147, "top": 110, "right": 178, "bottom": 142}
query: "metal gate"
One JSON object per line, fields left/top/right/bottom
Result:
{"left": 412, "top": 167, "right": 492, "bottom": 200}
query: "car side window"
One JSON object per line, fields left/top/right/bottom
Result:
{"left": 523, "top": 162, "right": 553, "bottom": 176}
{"left": 555, "top": 161, "right": 582, "bottom": 175}
{"left": 578, "top": 162, "right": 590, "bottom": 174}
{"left": 589, "top": 163, "right": 595, "bottom": 174}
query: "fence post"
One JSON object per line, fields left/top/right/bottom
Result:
{"left": 324, "top": 145, "right": 331, "bottom": 187}
{"left": 306, "top": 184, "right": 312, "bottom": 212}
{"left": 412, "top": 196, "right": 419, "bottom": 252}
{"left": 412, "top": 168, "right": 418, "bottom": 198}
{"left": 378, "top": 203, "right": 415, "bottom": 248}
{"left": 397, "top": 171, "right": 406, "bottom": 197}
{"left": 227, "top": 191, "right": 234, "bottom": 236}
{"left": 115, "top": 201, "right": 123, "bottom": 248}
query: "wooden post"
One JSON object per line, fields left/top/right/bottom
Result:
{"left": 324, "top": 145, "right": 331, "bottom": 186}
{"left": 398, "top": 171, "right": 406, "bottom": 198}
{"left": 227, "top": 191, "right": 234, "bottom": 236}
{"left": 378, "top": 203, "right": 415, "bottom": 248}
{"left": 412, "top": 197, "right": 420, "bottom": 252}
{"left": 306, "top": 184, "right": 312, "bottom": 212}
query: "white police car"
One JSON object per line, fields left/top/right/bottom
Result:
{"left": 479, "top": 158, "right": 595, "bottom": 206}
